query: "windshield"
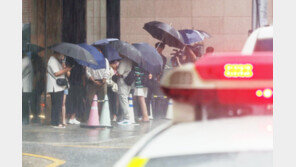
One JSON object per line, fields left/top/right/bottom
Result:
{"left": 145, "top": 151, "right": 272, "bottom": 167}
{"left": 254, "top": 38, "right": 273, "bottom": 52}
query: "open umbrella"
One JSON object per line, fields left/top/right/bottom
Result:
{"left": 92, "top": 38, "right": 121, "bottom": 62}
{"left": 96, "top": 44, "right": 122, "bottom": 62}
{"left": 178, "top": 29, "right": 211, "bottom": 45}
{"left": 92, "top": 38, "right": 119, "bottom": 46}
{"left": 108, "top": 40, "right": 142, "bottom": 65}
{"left": 132, "top": 42, "right": 163, "bottom": 75}
{"left": 49, "top": 42, "right": 98, "bottom": 65}
{"left": 143, "top": 21, "right": 185, "bottom": 49}
{"left": 76, "top": 43, "right": 106, "bottom": 69}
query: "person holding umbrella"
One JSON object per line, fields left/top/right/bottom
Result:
{"left": 47, "top": 52, "right": 71, "bottom": 128}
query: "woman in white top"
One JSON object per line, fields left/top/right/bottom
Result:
{"left": 47, "top": 52, "right": 71, "bottom": 128}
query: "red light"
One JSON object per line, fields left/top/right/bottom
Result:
{"left": 161, "top": 87, "right": 273, "bottom": 105}
{"left": 195, "top": 52, "right": 273, "bottom": 80}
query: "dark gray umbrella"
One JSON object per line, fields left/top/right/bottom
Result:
{"left": 50, "top": 42, "right": 98, "bottom": 65}
{"left": 108, "top": 40, "right": 142, "bottom": 65}
{"left": 143, "top": 21, "right": 185, "bottom": 49}
{"left": 132, "top": 43, "right": 163, "bottom": 75}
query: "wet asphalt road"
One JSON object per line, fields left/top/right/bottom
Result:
{"left": 22, "top": 120, "right": 169, "bottom": 167}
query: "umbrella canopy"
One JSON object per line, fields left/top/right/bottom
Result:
{"left": 108, "top": 40, "right": 142, "bottom": 65}
{"left": 143, "top": 21, "right": 185, "bottom": 49}
{"left": 178, "top": 29, "right": 203, "bottom": 45}
{"left": 49, "top": 42, "right": 98, "bottom": 65}
{"left": 96, "top": 44, "right": 122, "bottom": 62}
{"left": 178, "top": 29, "right": 211, "bottom": 45}
{"left": 76, "top": 43, "right": 106, "bottom": 69}
{"left": 132, "top": 42, "right": 163, "bottom": 75}
{"left": 92, "top": 38, "right": 122, "bottom": 62}
{"left": 92, "top": 38, "right": 119, "bottom": 46}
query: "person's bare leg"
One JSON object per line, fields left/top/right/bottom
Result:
{"left": 62, "top": 95, "right": 67, "bottom": 125}
{"left": 138, "top": 96, "right": 149, "bottom": 121}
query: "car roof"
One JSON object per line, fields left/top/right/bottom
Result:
{"left": 241, "top": 26, "right": 273, "bottom": 54}
{"left": 138, "top": 116, "right": 273, "bottom": 159}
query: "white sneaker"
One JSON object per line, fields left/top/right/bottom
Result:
{"left": 117, "top": 119, "right": 132, "bottom": 125}
{"left": 69, "top": 118, "right": 80, "bottom": 125}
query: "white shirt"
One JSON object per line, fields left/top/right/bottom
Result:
{"left": 86, "top": 58, "right": 110, "bottom": 80}
{"left": 22, "top": 56, "right": 33, "bottom": 92}
{"left": 46, "top": 56, "right": 67, "bottom": 93}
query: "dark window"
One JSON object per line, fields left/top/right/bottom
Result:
{"left": 145, "top": 151, "right": 272, "bottom": 167}
{"left": 254, "top": 38, "right": 273, "bottom": 52}
{"left": 62, "top": 0, "right": 86, "bottom": 43}
{"left": 107, "top": 0, "right": 120, "bottom": 39}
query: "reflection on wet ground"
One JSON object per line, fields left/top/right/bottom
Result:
{"left": 22, "top": 120, "right": 170, "bottom": 167}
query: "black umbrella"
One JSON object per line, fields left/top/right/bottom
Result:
{"left": 92, "top": 39, "right": 122, "bottom": 62}
{"left": 143, "top": 21, "right": 185, "bottom": 49}
{"left": 49, "top": 42, "right": 98, "bottom": 65}
{"left": 132, "top": 43, "right": 163, "bottom": 75}
{"left": 108, "top": 40, "right": 142, "bottom": 65}
{"left": 95, "top": 44, "right": 122, "bottom": 62}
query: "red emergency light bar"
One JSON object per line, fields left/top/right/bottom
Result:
{"left": 161, "top": 52, "right": 273, "bottom": 106}
{"left": 195, "top": 52, "right": 273, "bottom": 80}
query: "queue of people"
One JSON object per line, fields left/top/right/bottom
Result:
{"left": 22, "top": 40, "right": 208, "bottom": 128}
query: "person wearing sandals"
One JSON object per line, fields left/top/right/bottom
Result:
{"left": 47, "top": 52, "right": 71, "bottom": 128}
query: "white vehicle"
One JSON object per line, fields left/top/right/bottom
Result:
{"left": 242, "top": 25, "right": 273, "bottom": 54}
{"left": 115, "top": 31, "right": 273, "bottom": 167}
{"left": 115, "top": 116, "right": 272, "bottom": 167}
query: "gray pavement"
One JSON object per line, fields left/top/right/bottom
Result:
{"left": 22, "top": 120, "right": 170, "bottom": 167}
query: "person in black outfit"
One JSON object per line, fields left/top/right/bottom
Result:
{"left": 145, "top": 42, "right": 169, "bottom": 119}
{"left": 66, "top": 58, "right": 87, "bottom": 123}
{"left": 30, "top": 52, "right": 46, "bottom": 123}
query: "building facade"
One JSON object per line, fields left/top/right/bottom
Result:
{"left": 23, "top": 0, "right": 273, "bottom": 58}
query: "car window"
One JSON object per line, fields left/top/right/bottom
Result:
{"left": 254, "top": 38, "right": 273, "bottom": 52}
{"left": 145, "top": 151, "right": 272, "bottom": 167}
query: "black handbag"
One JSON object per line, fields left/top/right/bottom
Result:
{"left": 124, "top": 70, "right": 135, "bottom": 86}
{"left": 48, "top": 70, "right": 68, "bottom": 87}
{"left": 112, "top": 74, "right": 120, "bottom": 83}
{"left": 56, "top": 78, "right": 68, "bottom": 86}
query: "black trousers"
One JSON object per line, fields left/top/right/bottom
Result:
{"left": 107, "top": 86, "right": 118, "bottom": 119}
{"left": 66, "top": 85, "right": 85, "bottom": 119}
{"left": 22, "top": 92, "right": 31, "bottom": 125}
{"left": 50, "top": 91, "right": 64, "bottom": 126}
{"left": 30, "top": 88, "right": 43, "bottom": 118}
